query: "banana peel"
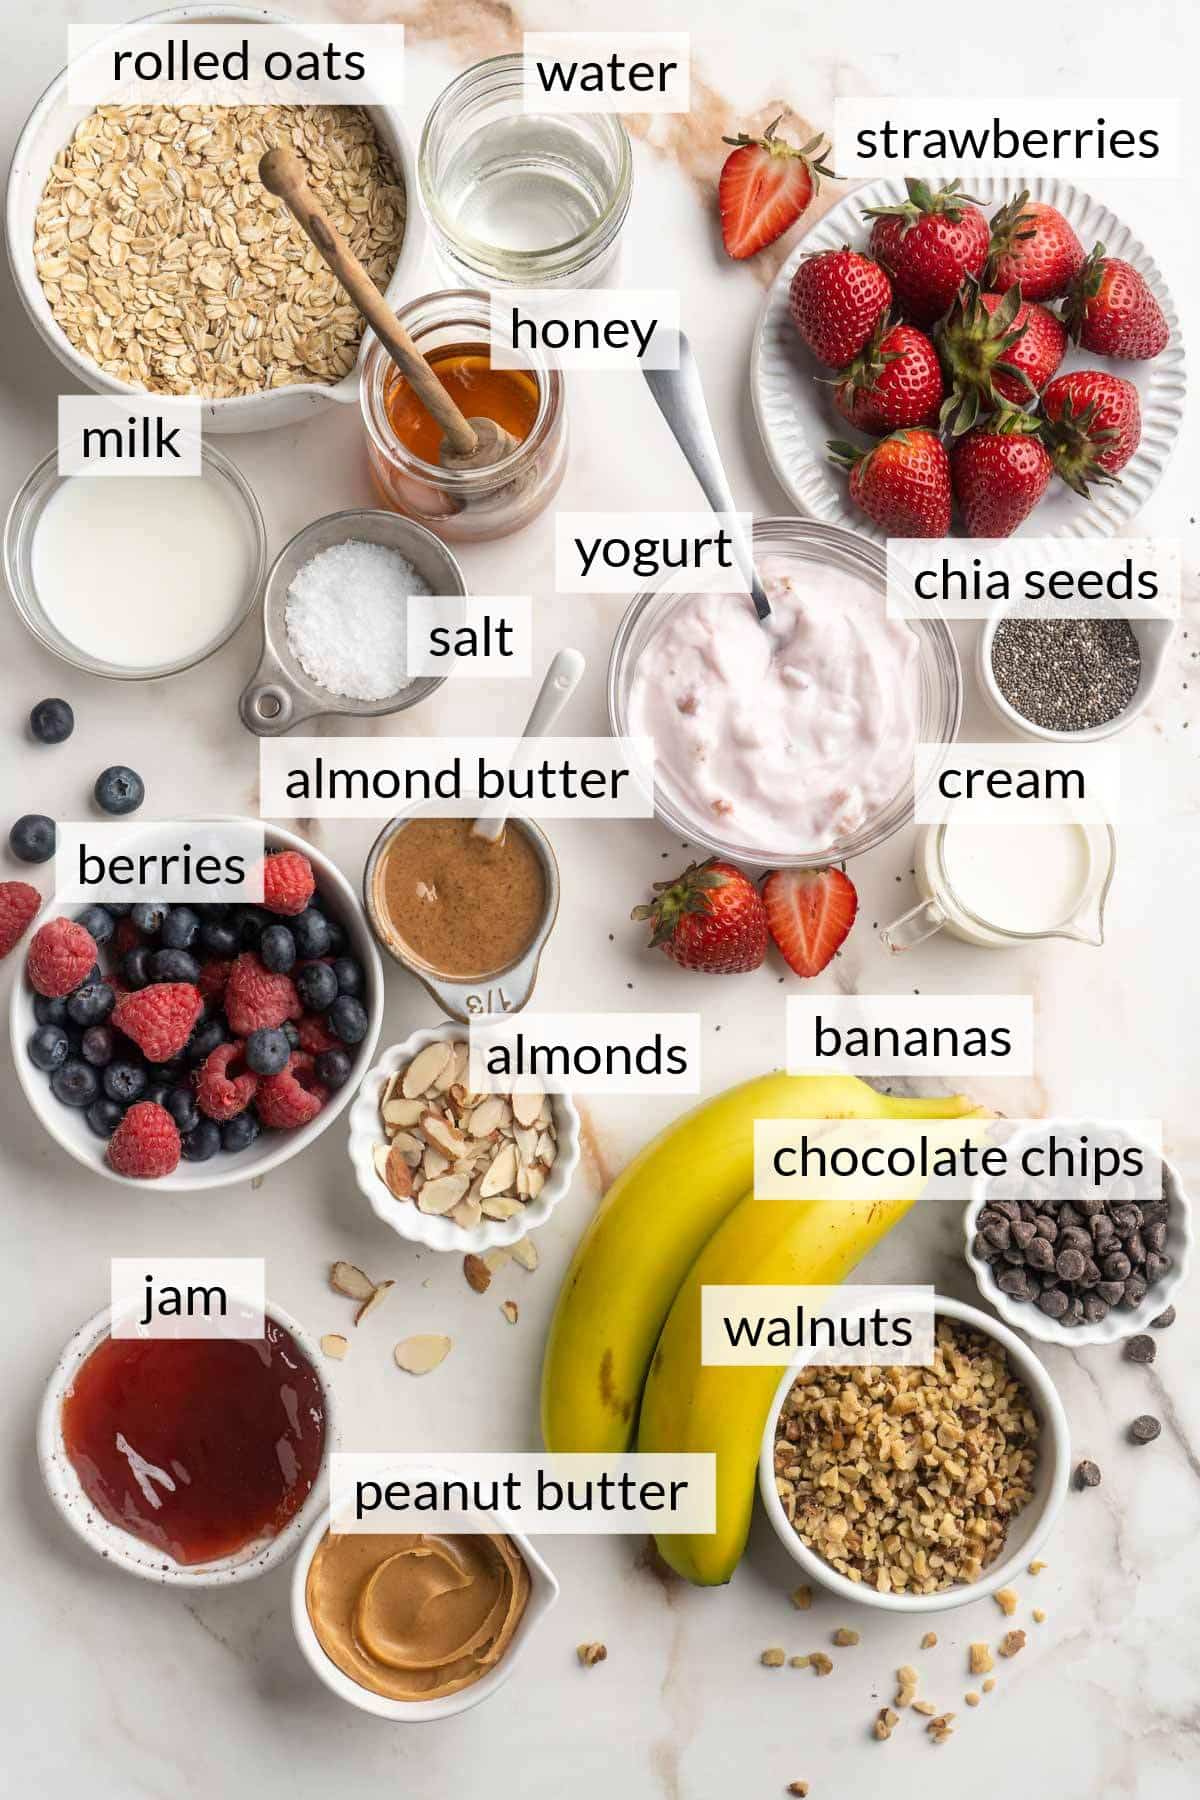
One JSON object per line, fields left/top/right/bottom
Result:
{"left": 541, "top": 1072, "right": 983, "bottom": 1456}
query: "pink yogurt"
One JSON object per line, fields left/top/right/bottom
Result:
{"left": 627, "top": 557, "right": 919, "bottom": 857}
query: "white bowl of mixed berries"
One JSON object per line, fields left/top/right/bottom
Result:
{"left": 7, "top": 825, "right": 382, "bottom": 1189}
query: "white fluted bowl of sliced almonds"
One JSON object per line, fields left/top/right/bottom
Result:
{"left": 348, "top": 1024, "right": 580, "bottom": 1253}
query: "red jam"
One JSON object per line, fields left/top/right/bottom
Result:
{"left": 61, "top": 1321, "right": 326, "bottom": 1566}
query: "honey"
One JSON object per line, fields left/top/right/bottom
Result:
{"left": 383, "top": 343, "right": 539, "bottom": 466}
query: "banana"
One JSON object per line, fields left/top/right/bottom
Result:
{"left": 637, "top": 1097, "right": 986, "bottom": 1587}
{"left": 541, "top": 1072, "right": 980, "bottom": 1455}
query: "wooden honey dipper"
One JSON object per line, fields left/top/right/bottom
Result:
{"left": 259, "top": 147, "right": 518, "bottom": 471}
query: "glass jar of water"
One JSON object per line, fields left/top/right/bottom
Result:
{"left": 419, "top": 55, "right": 633, "bottom": 288}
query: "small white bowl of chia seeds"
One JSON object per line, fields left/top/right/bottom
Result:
{"left": 978, "top": 606, "right": 1176, "bottom": 742}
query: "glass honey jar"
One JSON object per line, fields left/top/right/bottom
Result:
{"left": 359, "top": 290, "right": 567, "bottom": 542}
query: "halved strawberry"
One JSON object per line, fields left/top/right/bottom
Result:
{"left": 762, "top": 867, "right": 858, "bottom": 978}
{"left": 718, "top": 117, "right": 834, "bottom": 261}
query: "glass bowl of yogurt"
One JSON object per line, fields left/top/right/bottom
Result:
{"left": 608, "top": 518, "right": 961, "bottom": 868}
{"left": 4, "top": 443, "right": 266, "bottom": 680}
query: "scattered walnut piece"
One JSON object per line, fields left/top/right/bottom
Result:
{"left": 761, "top": 1647, "right": 787, "bottom": 1668}
{"left": 463, "top": 1253, "right": 492, "bottom": 1294}
{"left": 1028, "top": 1559, "right": 1047, "bottom": 1576}
{"left": 1000, "top": 1630, "right": 1027, "bottom": 1658}
{"left": 969, "top": 1643, "right": 994, "bottom": 1675}
{"left": 994, "top": 1586, "right": 1019, "bottom": 1617}
{"left": 810, "top": 1653, "right": 833, "bottom": 1677}
{"left": 785, "top": 1785, "right": 809, "bottom": 1798}
{"left": 982, "top": 1678, "right": 997, "bottom": 1694}
{"left": 832, "top": 1628, "right": 859, "bottom": 1647}
{"left": 319, "top": 1333, "right": 349, "bottom": 1360}
{"left": 790, "top": 1655, "right": 811, "bottom": 1669}
{"left": 500, "top": 1299, "right": 519, "bottom": 1325}
{"left": 920, "top": 1631, "right": 938, "bottom": 1649}
{"left": 790, "top": 1584, "right": 813, "bottom": 1610}
{"left": 873, "top": 1708, "right": 899, "bottom": 1741}
{"left": 895, "top": 1664, "right": 919, "bottom": 1707}
{"left": 965, "top": 1690, "right": 981, "bottom": 1707}
{"left": 927, "top": 1714, "right": 955, "bottom": 1744}
{"left": 912, "top": 1700, "right": 938, "bottom": 1717}
{"left": 577, "top": 1642, "right": 607, "bottom": 1668}
{"left": 1032, "top": 1608, "right": 1046, "bottom": 1624}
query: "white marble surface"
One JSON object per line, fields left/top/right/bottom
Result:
{"left": 2, "top": 3, "right": 1198, "bottom": 1796}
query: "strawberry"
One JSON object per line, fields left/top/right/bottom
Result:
{"left": 832, "top": 319, "right": 943, "bottom": 435}
{"left": 985, "top": 192, "right": 1085, "bottom": 301}
{"left": 788, "top": 247, "right": 892, "bottom": 368}
{"left": 827, "top": 428, "right": 951, "bottom": 538}
{"left": 936, "top": 280, "right": 1066, "bottom": 434}
{"left": 718, "top": 117, "right": 835, "bottom": 260}
{"left": 762, "top": 867, "right": 858, "bottom": 979}
{"left": 631, "top": 858, "right": 767, "bottom": 975}
{"left": 1062, "top": 246, "right": 1170, "bottom": 360}
{"left": 950, "top": 409, "right": 1053, "bottom": 537}
{"left": 1040, "top": 370, "right": 1142, "bottom": 491}
{"left": 863, "top": 178, "right": 989, "bottom": 325}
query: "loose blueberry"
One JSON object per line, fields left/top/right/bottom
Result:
{"left": 314, "top": 1048, "right": 352, "bottom": 1090}
{"left": 67, "top": 982, "right": 115, "bottom": 1027}
{"left": 327, "top": 996, "right": 368, "bottom": 1045}
{"left": 103, "top": 1060, "right": 148, "bottom": 1105}
{"left": 165, "top": 1087, "right": 200, "bottom": 1134}
{"left": 29, "top": 1024, "right": 69, "bottom": 1072}
{"left": 296, "top": 961, "right": 338, "bottom": 1012}
{"left": 161, "top": 906, "right": 200, "bottom": 951}
{"left": 85, "top": 1097, "right": 125, "bottom": 1138}
{"left": 259, "top": 924, "right": 297, "bottom": 973}
{"left": 9, "top": 814, "right": 55, "bottom": 863}
{"left": 181, "top": 1118, "right": 221, "bottom": 1161}
{"left": 143, "top": 1083, "right": 172, "bottom": 1109}
{"left": 332, "top": 956, "right": 363, "bottom": 998}
{"left": 199, "top": 918, "right": 239, "bottom": 957}
{"left": 94, "top": 765, "right": 144, "bottom": 816}
{"left": 186, "top": 1017, "right": 227, "bottom": 1063}
{"left": 244, "top": 1027, "right": 291, "bottom": 1076}
{"left": 33, "top": 994, "right": 69, "bottom": 1027}
{"left": 150, "top": 947, "right": 201, "bottom": 983}
{"left": 131, "top": 901, "right": 167, "bottom": 936}
{"left": 29, "top": 697, "right": 74, "bottom": 745}
{"left": 75, "top": 905, "right": 114, "bottom": 945}
{"left": 80, "top": 1024, "right": 116, "bottom": 1067}
{"left": 51, "top": 1058, "right": 99, "bottom": 1107}
{"left": 292, "top": 908, "right": 331, "bottom": 959}
{"left": 123, "top": 946, "right": 154, "bottom": 989}
{"left": 221, "top": 1112, "right": 261, "bottom": 1154}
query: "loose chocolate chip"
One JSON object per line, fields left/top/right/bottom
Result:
{"left": 1143, "top": 1222, "right": 1167, "bottom": 1253}
{"left": 997, "top": 1268, "right": 1032, "bottom": 1299}
{"left": 1064, "top": 1294, "right": 1084, "bottom": 1325}
{"left": 1001, "top": 1247, "right": 1026, "bottom": 1266}
{"left": 1059, "top": 1202, "right": 1083, "bottom": 1230}
{"left": 1122, "top": 1275, "right": 1148, "bottom": 1308}
{"left": 1151, "top": 1306, "right": 1176, "bottom": 1329}
{"left": 1075, "top": 1198, "right": 1104, "bottom": 1218}
{"left": 1073, "top": 1459, "right": 1102, "bottom": 1489}
{"left": 1124, "top": 1334, "right": 1156, "bottom": 1364}
{"left": 1055, "top": 1248, "right": 1086, "bottom": 1282}
{"left": 1126, "top": 1231, "right": 1146, "bottom": 1265}
{"left": 1129, "top": 1415, "right": 1161, "bottom": 1445}
{"left": 1036, "top": 1288, "right": 1069, "bottom": 1319}
{"left": 983, "top": 1221, "right": 1012, "bottom": 1251}
{"left": 1083, "top": 1295, "right": 1109, "bottom": 1324}
{"left": 1026, "top": 1236, "right": 1055, "bottom": 1272}
{"left": 1144, "top": 1251, "right": 1172, "bottom": 1283}
{"left": 990, "top": 1198, "right": 1021, "bottom": 1223}
{"left": 1089, "top": 1213, "right": 1115, "bottom": 1241}
{"left": 1141, "top": 1201, "right": 1169, "bottom": 1227}
{"left": 1011, "top": 1219, "right": 1036, "bottom": 1250}
{"left": 1058, "top": 1226, "right": 1092, "bottom": 1254}
{"left": 1102, "top": 1251, "right": 1132, "bottom": 1281}
{"left": 1080, "top": 1258, "right": 1101, "bottom": 1287}
{"left": 1112, "top": 1206, "right": 1141, "bottom": 1237}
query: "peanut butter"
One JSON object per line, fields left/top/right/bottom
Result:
{"left": 305, "top": 1530, "right": 530, "bottom": 1701}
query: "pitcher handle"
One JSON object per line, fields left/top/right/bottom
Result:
{"left": 880, "top": 898, "right": 947, "bottom": 953}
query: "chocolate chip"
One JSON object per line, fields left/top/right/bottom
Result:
{"left": 1143, "top": 1222, "right": 1167, "bottom": 1253}
{"left": 1102, "top": 1251, "right": 1132, "bottom": 1281}
{"left": 1129, "top": 1414, "right": 1161, "bottom": 1445}
{"left": 1122, "top": 1275, "right": 1148, "bottom": 1308}
{"left": 1083, "top": 1295, "right": 1109, "bottom": 1324}
{"left": 1151, "top": 1306, "right": 1176, "bottom": 1329}
{"left": 983, "top": 1221, "right": 1012, "bottom": 1251}
{"left": 1144, "top": 1251, "right": 1172, "bottom": 1283}
{"left": 997, "top": 1268, "right": 1033, "bottom": 1299}
{"left": 1073, "top": 1459, "right": 1102, "bottom": 1489}
{"left": 1011, "top": 1219, "right": 1036, "bottom": 1250}
{"left": 1097, "top": 1280, "right": 1126, "bottom": 1307}
{"left": 1124, "top": 1334, "right": 1156, "bottom": 1364}
{"left": 1026, "top": 1236, "right": 1055, "bottom": 1272}
{"left": 1126, "top": 1231, "right": 1146, "bottom": 1265}
{"left": 1075, "top": 1198, "right": 1105, "bottom": 1218}
{"left": 990, "top": 1199, "right": 1021, "bottom": 1223}
{"left": 1058, "top": 1226, "right": 1092, "bottom": 1254}
{"left": 1036, "top": 1288, "right": 1069, "bottom": 1319}
{"left": 1055, "top": 1247, "right": 1086, "bottom": 1281}
{"left": 1034, "top": 1214, "right": 1058, "bottom": 1242}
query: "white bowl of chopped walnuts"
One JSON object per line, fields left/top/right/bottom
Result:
{"left": 348, "top": 1023, "right": 581, "bottom": 1254}
{"left": 758, "top": 1296, "right": 1070, "bottom": 1614}
{"left": 7, "top": 5, "right": 425, "bottom": 432}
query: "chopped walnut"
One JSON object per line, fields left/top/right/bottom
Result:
{"left": 577, "top": 1642, "right": 607, "bottom": 1668}
{"left": 895, "top": 1664, "right": 919, "bottom": 1707}
{"left": 982, "top": 1678, "right": 997, "bottom": 1694}
{"left": 874, "top": 1708, "right": 899, "bottom": 1741}
{"left": 920, "top": 1631, "right": 938, "bottom": 1649}
{"left": 1028, "top": 1559, "right": 1047, "bottom": 1576}
{"left": 790, "top": 1655, "right": 810, "bottom": 1669}
{"left": 790, "top": 1584, "right": 813, "bottom": 1610}
{"left": 810, "top": 1653, "right": 833, "bottom": 1677}
{"left": 927, "top": 1714, "right": 955, "bottom": 1744}
{"left": 785, "top": 1785, "right": 809, "bottom": 1798}
{"left": 832, "top": 1628, "right": 859, "bottom": 1647}
{"left": 994, "top": 1587, "right": 1019, "bottom": 1616}
{"left": 965, "top": 1691, "right": 981, "bottom": 1707}
{"left": 969, "top": 1643, "right": 994, "bottom": 1675}
{"left": 912, "top": 1701, "right": 938, "bottom": 1717}
{"left": 1000, "top": 1630, "right": 1027, "bottom": 1658}
{"left": 1032, "top": 1609, "right": 1046, "bottom": 1624}
{"left": 761, "top": 1647, "right": 786, "bottom": 1668}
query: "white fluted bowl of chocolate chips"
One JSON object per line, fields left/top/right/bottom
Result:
{"left": 965, "top": 1128, "right": 1192, "bottom": 1347}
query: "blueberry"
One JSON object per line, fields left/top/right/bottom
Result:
{"left": 151, "top": 947, "right": 201, "bottom": 983}
{"left": 29, "top": 697, "right": 74, "bottom": 745}
{"left": 80, "top": 1024, "right": 115, "bottom": 1067}
{"left": 123, "top": 946, "right": 154, "bottom": 989}
{"left": 75, "top": 905, "right": 114, "bottom": 945}
{"left": 147, "top": 1060, "right": 186, "bottom": 1087}
{"left": 314, "top": 1048, "right": 352, "bottom": 1090}
{"left": 94, "top": 765, "right": 144, "bottom": 816}
{"left": 131, "top": 901, "right": 167, "bottom": 936}
{"left": 332, "top": 956, "right": 363, "bottom": 998}
{"left": 181, "top": 1118, "right": 221, "bottom": 1161}
{"left": 161, "top": 906, "right": 200, "bottom": 951}
{"left": 199, "top": 918, "right": 239, "bottom": 957}
{"left": 186, "top": 1017, "right": 227, "bottom": 1063}
{"left": 28, "top": 1024, "right": 69, "bottom": 1072}
{"left": 221, "top": 1112, "right": 261, "bottom": 1154}
{"left": 104, "top": 1060, "right": 147, "bottom": 1104}
{"left": 33, "top": 994, "right": 69, "bottom": 1027}
{"left": 51, "top": 1058, "right": 99, "bottom": 1107}
{"left": 292, "top": 908, "right": 331, "bottom": 959}
{"left": 323, "top": 918, "right": 347, "bottom": 957}
{"left": 296, "top": 961, "right": 338, "bottom": 1012}
{"left": 327, "top": 996, "right": 368, "bottom": 1045}
{"left": 82, "top": 962, "right": 103, "bottom": 988}
{"left": 9, "top": 814, "right": 55, "bottom": 863}
{"left": 232, "top": 905, "right": 269, "bottom": 948}
{"left": 165, "top": 1087, "right": 200, "bottom": 1134}
{"left": 244, "top": 1027, "right": 290, "bottom": 1076}
{"left": 85, "top": 1097, "right": 125, "bottom": 1138}
{"left": 259, "top": 924, "right": 296, "bottom": 973}
{"left": 282, "top": 1020, "right": 300, "bottom": 1050}
{"left": 105, "top": 902, "right": 132, "bottom": 917}
{"left": 144, "top": 1083, "right": 172, "bottom": 1109}
{"left": 67, "top": 982, "right": 115, "bottom": 1027}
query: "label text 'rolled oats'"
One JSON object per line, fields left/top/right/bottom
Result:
{"left": 68, "top": 23, "right": 405, "bottom": 106}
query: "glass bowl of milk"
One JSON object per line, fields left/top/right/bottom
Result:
{"left": 5, "top": 445, "right": 266, "bottom": 679}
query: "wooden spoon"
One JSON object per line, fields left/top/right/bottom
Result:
{"left": 258, "top": 147, "right": 518, "bottom": 471}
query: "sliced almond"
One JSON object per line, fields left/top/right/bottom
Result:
{"left": 463, "top": 1253, "right": 492, "bottom": 1293}
{"left": 395, "top": 1333, "right": 451, "bottom": 1375}
{"left": 511, "top": 1237, "right": 539, "bottom": 1273}
{"left": 402, "top": 1041, "right": 453, "bottom": 1100}
{"left": 512, "top": 1085, "right": 544, "bottom": 1129}
{"left": 514, "top": 1125, "right": 538, "bottom": 1166}
{"left": 417, "top": 1173, "right": 470, "bottom": 1215}
{"left": 483, "top": 1246, "right": 513, "bottom": 1273}
{"left": 382, "top": 1095, "right": 424, "bottom": 1129}
{"left": 449, "top": 1040, "right": 470, "bottom": 1085}
{"left": 354, "top": 1279, "right": 394, "bottom": 1326}
{"left": 320, "top": 1333, "right": 349, "bottom": 1359}
{"left": 379, "top": 1071, "right": 401, "bottom": 1109}
{"left": 384, "top": 1145, "right": 414, "bottom": 1200}
{"left": 467, "top": 1095, "right": 506, "bottom": 1138}
{"left": 452, "top": 1196, "right": 483, "bottom": 1231}
{"left": 535, "top": 1098, "right": 553, "bottom": 1130}
{"left": 431, "top": 1044, "right": 463, "bottom": 1092}
{"left": 536, "top": 1130, "right": 556, "bottom": 1163}
{"left": 423, "top": 1111, "right": 467, "bottom": 1158}
{"left": 500, "top": 1299, "right": 519, "bottom": 1325}
{"left": 480, "top": 1141, "right": 518, "bottom": 1199}
{"left": 481, "top": 1194, "right": 522, "bottom": 1220}
{"left": 516, "top": 1163, "right": 532, "bottom": 1199}
{"left": 330, "top": 1260, "right": 376, "bottom": 1302}
{"left": 389, "top": 1130, "right": 424, "bottom": 1163}
{"left": 371, "top": 1143, "right": 393, "bottom": 1183}
{"left": 422, "top": 1144, "right": 449, "bottom": 1180}
{"left": 524, "top": 1165, "right": 545, "bottom": 1200}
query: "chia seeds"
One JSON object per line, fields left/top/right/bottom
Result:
{"left": 990, "top": 617, "right": 1141, "bottom": 731}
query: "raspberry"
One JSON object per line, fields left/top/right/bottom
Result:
{"left": 27, "top": 917, "right": 97, "bottom": 997}
{"left": 107, "top": 1101, "right": 181, "bottom": 1179}
{"left": 112, "top": 983, "right": 203, "bottom": 1062}
{"left": 297, "top": 1012, "right": 340, "bottom": 1055}
{"left": 225, "top": 952, "right": 302, "bottom": 1036}
{"left": 0, "top": 881, "right": 41, "bottom": 959}
{"left": 255, "top": 1051, "right": 327, "bottom": 1129}
{"left": 261, "top": 850, "right": 316, "bottom": 917}
{"left": 197, "top": 957, "right": 233, "bottom": 1005}
{"left": 196, "top": 1041, "right": 258, "bottom": 1121}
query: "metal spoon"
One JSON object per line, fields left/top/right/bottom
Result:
{"left": 643, "top": 332, "right": 771, "bottom": 622}
{"left": 471, "top": 648, "right": 586, "bottom": 844}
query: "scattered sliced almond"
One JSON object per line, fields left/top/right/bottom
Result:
{"left": 418, "top": 1173, "right": 470, "bottom": 1215}
{"left": 330, "top": 1261, "right": 375, "bottom": 1302}
{"left": 394, "top": 1333, "right": 452, "bottom": 1375}
{"left": 511, "top": 1237, "right": 539, "bottom": 1273}
{"left": 320, "top": 1333, "right": 349, "bottom": 1360}
{"left": 402, "top": 1041, "right": 453, "bottom": 1099}
{"left": 354, "top": 1279, "right": 394, "bottom": 1326}
{"left": 464, "top": 1254, "right": 492, "bottom": 1294}
{"left": 500, "top": 1300, "right": 519, "bottom": 1325}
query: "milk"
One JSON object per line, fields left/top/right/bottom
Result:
{"left": 31, "top": 473, "right": 255, "bottom": 671}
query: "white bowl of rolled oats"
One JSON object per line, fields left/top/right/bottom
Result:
{"left": 759, "top": 1297, "right": 1070, "bottom": 1613}
{"left": 7, "top": 5, "right": 424, "bottom": 432}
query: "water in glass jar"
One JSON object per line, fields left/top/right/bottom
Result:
{"left": 441, "top": 115, "right": 615, "bottom": 253}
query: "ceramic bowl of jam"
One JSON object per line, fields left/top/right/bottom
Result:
{"left": 39, "top": 1302, "right": 335, "bottom": 1585}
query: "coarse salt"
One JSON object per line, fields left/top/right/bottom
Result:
{"left": 284, "top": 539, "right": 432, "bottom": 701}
